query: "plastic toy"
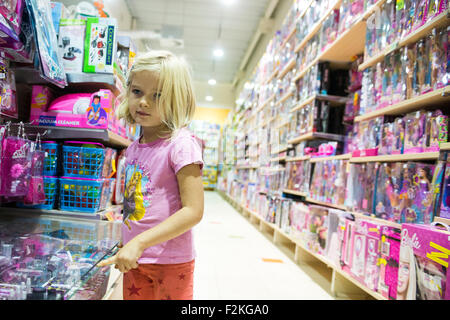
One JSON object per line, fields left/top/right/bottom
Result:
{"left": 29, "top": 86, "right": 114, "bottom": 129}
{"left": 58, "top": 19, "right": 86, "bottom": 73}
{"left": 404, "top": 110, "right": 427, "bottom": 154}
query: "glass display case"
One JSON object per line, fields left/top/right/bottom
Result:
{"left": 0, "top": 210, "right": 121, "bottom": 300}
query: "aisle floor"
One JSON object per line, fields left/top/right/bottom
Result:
{"left": 193, "top": 191, "right": 336, "bottom": 300}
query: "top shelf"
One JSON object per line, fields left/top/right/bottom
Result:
{"left": 358, "top": 8, "right": 450, "bottom": 71}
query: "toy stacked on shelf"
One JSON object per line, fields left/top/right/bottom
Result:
{"left": 217, "top": 0, "right": 450, "bottom": 300}
{"left": 188, "top": 120, "right": 221, "bottom": 189}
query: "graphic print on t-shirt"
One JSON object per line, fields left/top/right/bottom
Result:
{"left": 123, "top": 162, "right": 152, "bottom": 229}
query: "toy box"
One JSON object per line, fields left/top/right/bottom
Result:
{"left": 29, "top": 85, "right": 114, "bottom": 129}
{"left": 340, "top": 215, "right": 356, "bottom": 275}
{"left": 350, "top": 219, "right": 382, "bottom": 292}
{"left": 325, "top": 209, "right": 348, "bottom": 267}
{"left": 58, "top": 19, "right": 86, "bottom": 73}
{"left": 397, "top": 223, "right": 450, "bottom": 300}
{"left": 378, "top": 225, "right": 402, "bottom": 300}
{"left": 305, "top": 205, "right": 329, "bottom": 256}
{"left": 83, "top": 17, "right": 117, "bottom": 74}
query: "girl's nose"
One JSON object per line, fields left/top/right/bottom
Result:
{"left": 139, "top": 98, "right": 149, "bottom": 108}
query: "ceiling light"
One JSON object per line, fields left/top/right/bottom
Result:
{"left": 222, "top": 0, "right": 236, "bottom": 5}
{"left": 208, "top": 79, "right": 217, "bottom": 86}
{"left": 213, "top": 48, "right": 224, "bottom": 58}
{"left": 205, "top": 95, "right": 214, "bottom": 102}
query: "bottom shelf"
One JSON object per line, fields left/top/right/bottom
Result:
{"left": 218, "top": 190, "right": 386, "bottom": 300}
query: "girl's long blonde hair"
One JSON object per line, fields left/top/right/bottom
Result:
{"left": 116, "top": 50, "right": 196, "bottom": 138}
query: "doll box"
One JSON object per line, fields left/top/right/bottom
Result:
{"left": 378, "top": 225, "right": 402, "bottom": 300}
{"left": 352, "top": 148, "right": 378, "bottom": 157}
{"left": 83, "top": 17, "right": 117, "bottom": 74}
{"left": 398, "top": 223, "right": 450, "bottom": 300}
{"left": 29, "top": 85, "right": 113, "bottom": 130}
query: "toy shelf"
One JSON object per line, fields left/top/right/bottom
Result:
{"left": 351, "top": 211, "right": 402, "bottom": 229}
{"left": 288, "top": 132, "right": 345, "bottom": 145}
{"left": 271, "top": 146, "right": 289, "bottom": 154}
{"left": 305, "top": 197, "right": 347, "bottom": 211}
{"left": 0, "top": 206, "right": 111, "bottom": 221}
{"left": 15, "top": 124, "right": 132, "bottom": 148}
{"left": 358, "top": 8, "right": 450, "bottom": 71}
{"left": 291, "top": 95, "right": 316, "bottom": 112}
{"left": 277, "top": 58, "right": 296, "bottom": 80}
{"left": 286, "top": 155, "right": 311, "bottom": 162}
{"left": 349, "top": 152, "right": 440, "bottom": 163}
{"left": 294, "top": 0, "right": 342, "bottom": 54}
{"left": 291, "top": 93, "right": 350, "bottom": 113}
{"left": 218, "top": 190, "right": 386, "bottom": 300}
{"left": 354, "top": 86, "right": 450, "bottom": 122}
{"left": 440, "top": 142, "right": 450, "bottom": 151}
{"left": 236, "top": 164, "right": 260, "bottom": 170}
{"left": 283, "top": 189, "right": 308, "bottom": 197}
{"left": 256, "top": 94, "right": 276, "bottom": 113}
{"left": 270, "top": 156, "right": 287, "bottom": 162}
{"left": 310, "top": 153, "right": 352, "bottom": 162}
{"left": 264, "top": 70, "right": 278, "bottom": 85}
{"left": 276, "top": 90, "right": 294, "bottom": 106}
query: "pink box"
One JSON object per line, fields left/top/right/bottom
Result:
{"left": 350, "top": 219, "right": 382, "bottom": 291}
{"left": 340, "top": 217, "right": 356, "bottom": 275}
{"left": 397, "top": 223, "right": 450, "bottom": 300}
{"left": 352, "top": 148, "right": 378, "bottom": 157}
{"left": 378, "top": 225, "right": 402, "bottom": 300}
{"left": 29, "top": 85, "right": 114, "bottom": 130}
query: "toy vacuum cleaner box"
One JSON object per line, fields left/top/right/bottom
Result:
{"left": 29, "top": 85, "right": 113, "bottom": 129}
{"left": 58, "top": 19, "right": 86, "bottom": 73}
{"left": 397, "top": 223, "right": 450, "bottom": 300}
{"left": 83, "top": 17, "right": 117, "bottom": 74}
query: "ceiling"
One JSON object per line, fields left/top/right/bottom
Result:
{"left": 124, "top": 0, "right": 273, "bottom": 84}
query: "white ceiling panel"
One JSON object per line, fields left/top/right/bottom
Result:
{"left": 125, "top": 0, "right": 273, "bottom": 84}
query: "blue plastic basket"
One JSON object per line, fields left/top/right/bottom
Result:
{"left": 17, "top": 176, "right": 59, "bottom": 210}
{"left": 62, "top": 145, "right": 105, "bottom": 179}
{"left": 59, "top": 177, "right": 104, "bottom": 213}
{"left": 42, "top": 142, "right": 59, "bottom": 176}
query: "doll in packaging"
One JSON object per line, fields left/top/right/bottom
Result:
{"left": 392, "top": 117, "right": 405, "bottom": 155}
{"left": 402, "top": 0, "right": 415, "bottom": 38}
{"left": 380, "top": 54, "right": 393, "bottom": 109}
{"left": 379, "top": 122, "right": 395, "bottom": 155}
{"left": 431, "top": 26, "right": 448, "bottom": 90}
{"left": 391, "top": 50, "right": 406, "bottom": 104}
{"left": 404, "top": 110, "right": 427, "bottom": 153}
{"left": 404, "top": 44, "right": 416, "bottom": 100}
{"left": 412, "top": 0, "right": 429, "bottom": 32}
{"left": 375, "top": 162, "right": 403, "bottom": 222}
{"left": 425, "top": 109, "right": 448, "bottom": 152}
{"left": 440, "top": 157, "right": 450, "bottom": 219}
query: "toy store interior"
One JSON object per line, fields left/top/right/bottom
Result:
{"left": 0, "top": 0, "right": 449, "bottom": 302}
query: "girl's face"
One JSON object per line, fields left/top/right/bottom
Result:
{"left": 128, "top": 70, "right": 163, "bottom": 128}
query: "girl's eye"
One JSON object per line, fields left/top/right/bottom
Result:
{"left": 153, "top": 93, "right": 161, "bottom": 100}
{"left": 132, "top": 89, "right": 141, "bottom": 95}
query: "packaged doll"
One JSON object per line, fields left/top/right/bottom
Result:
{"left": 391, "top": 50, "right": 406, "bottom": 104}
{"left": 380, "top": 54, "right": 393, "bottom": 109}
{"left": 375, "top": 162, "right": 403, "bottom": 222}
{"left": 440, "top": 157, "right": 450, "bottom": 218}
{"left": 404, "top": 44, "right": 416, "bottom": 100}
{"left": 412, "top": 0, "right": 429, "bottom": 32}
{"left": 392, "top": 117, "right": 405, "bottom": 154}
{"left": 375, "top": 61, "right": 384, "bottom": 108}
{"left": 404, "top": 110, "right": 427, "bottom": 153}
{"left": 425, "top": 109, "right": 448, "bottom": 152}
{"left": 403, "top": 162, "right": 435, "bottom": 224}
{"left": 379, "top": 122, "right": 395, "bottom": 155}
{"left": 402, "top": 0, "right": 416, "bottom": 38}
{"left": 431, "top": 27, "right": 448, "bottom": 90}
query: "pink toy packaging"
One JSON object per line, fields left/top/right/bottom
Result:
{"left": 378, "top": 225, "right": 402, "bottom": 300}
{"left": 350, "top": 219, "right": 382, "bottom": 292}
{"left": 0, "top": 0, "right": 24, "bottom": 36}
{"left": 392, "top": 117, "right": 405, "bottom": 155}
{"left": 425, "top": 109, "right": 448, "bottom": 152}
{"left": 325, "top": 209, "right": 348, "bottom": 267}
{"left": 427, "top": 0, "right": 448, "bottom": 20}
{"left": 397, "top": 223, "right": 450, "bottom": 300}
{"left": 340, "top": 215, "right": 356, "bottom": 275}
{"left": 29, "top": 85, "right": 114, "bottom": 130}
{"left": 404, "top": 110, "right": 427, "bottom": 154}
{"left": 412, "top": 0, "right": 429, "bottom": 32}
{"left": 306, "top": 205, "right": 329, "bottom": 256}
{"left": 431, "top": 26, "right": 448, "bottom": 90}
{"left": 0, "top": 57, "right": 18, "bottom": 119}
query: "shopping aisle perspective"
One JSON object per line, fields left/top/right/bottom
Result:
{"left": 194, "top": 191, "right": 335, "bottom": 300}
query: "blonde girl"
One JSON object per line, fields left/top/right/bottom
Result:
{"left": 99, "top": 50, "right": 204, "bottom": 300}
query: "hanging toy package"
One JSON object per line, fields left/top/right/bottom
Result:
{"left": 0, "top": 57, "right": 18, "bottom": 119}
{"left": 23, "top": 134, "right": 46, "bottom": 205}
{"left": 0, "top": 123, "right": 32, "bottom": 198}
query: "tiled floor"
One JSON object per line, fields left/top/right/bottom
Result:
{"left": 193, "top": 191, "right": 336, "bottom": 300}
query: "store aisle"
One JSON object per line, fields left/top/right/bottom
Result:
{"left": 193, "top": 191, "right": 335, "bottom": 300}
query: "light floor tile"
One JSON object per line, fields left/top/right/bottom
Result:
{"left": 193, "top": 191, "right": 336, "bottom": 300}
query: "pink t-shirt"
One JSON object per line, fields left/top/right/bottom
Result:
{"left": 122, "top": 128, "right": 203, "bottom": 264}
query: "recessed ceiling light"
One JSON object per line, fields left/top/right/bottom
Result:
{"left": 208, "top": 79, "right": 217, "bottom": 86}
{"left": 213, "top": 48, "right": 224, "bottom": 58}
{"left": 205, "top": 95, "right": 214, "bottom": 102}
{"left": 222, "top": 0, "right": 236, "bottom": 5}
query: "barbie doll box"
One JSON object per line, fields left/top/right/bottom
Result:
{"left": 397, "top": 223, "right": 450, "bottom": 300}
{"left": 29, "top": 85, "right": 113, "bottom": 130}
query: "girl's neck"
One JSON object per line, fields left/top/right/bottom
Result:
{"left": 140, "top": 124, "right": 171, "bottom": 144}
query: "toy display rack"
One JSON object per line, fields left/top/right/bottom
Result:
{"left": 218, "top": 189, "right": 386, "bottom": 300}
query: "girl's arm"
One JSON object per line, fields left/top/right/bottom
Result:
{"left": 98, "top": 163, "right": 204, "bottom": 272}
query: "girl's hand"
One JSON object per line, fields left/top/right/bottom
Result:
{"left": 97, "top": 239, "right": 144, "bottom": 273}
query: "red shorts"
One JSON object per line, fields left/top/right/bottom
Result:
{"left": 123, "top": 260, "right": 195, "bottom": 300}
